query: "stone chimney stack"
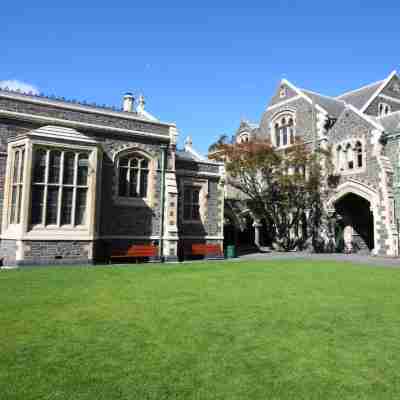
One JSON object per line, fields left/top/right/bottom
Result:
{"left": 184, "top": 136, "right": 193, "bottom": 151}
{"left": 123, "top": 92, "right": 134, "bottom": 112}
{"left": 137, "top": 94, "right": 146, "bottom": 113}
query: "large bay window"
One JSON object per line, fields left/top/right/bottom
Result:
{"left": 3, "top": 127, "right": 98, "bottom": 241}
{"left": 31, "top": 148, "right": 89, "bottom": 227}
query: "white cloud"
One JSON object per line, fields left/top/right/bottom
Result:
{"left": 0, "top": 80, "right": 39, "bottom": 95}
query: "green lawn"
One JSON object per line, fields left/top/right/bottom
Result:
{"left": 2, "top": 260, "right": 400, "bottom": 399}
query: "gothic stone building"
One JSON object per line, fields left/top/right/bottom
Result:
{"left": 0, "top": 89, "right": 224, "bottom": 266}
{"left": 225, "top": 70, "right": 400, "bottom": 257}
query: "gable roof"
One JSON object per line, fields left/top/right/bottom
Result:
{"left": 335, "top": 71, "right": 397, "bottom": 111}
{"left": 301, "top": 89, "right": 346, "bottom": 118}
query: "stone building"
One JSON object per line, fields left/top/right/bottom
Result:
{"left": 225, "top": 70, "right": 400, "bottom": 256}
{"left": 0, "top": 88, "right": 224, "bottom": 266}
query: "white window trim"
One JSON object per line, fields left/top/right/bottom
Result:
{"left": 334, "top": 139, "right": 366, "bottom": 175}
{"left": 2, "top": 137, "right": 99, "bottom": 241}
{"left": 180, "top": 179, "right": 208, "bottom": 224}
{"left": 271, "top": 112, "right": 296, "bottom": 148}
{"left": 113, "top": 150, "right": 155, "bottom": 208}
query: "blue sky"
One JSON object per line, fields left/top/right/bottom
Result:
{"left": 1, "top": 1, "right": 399, "bottom": 153}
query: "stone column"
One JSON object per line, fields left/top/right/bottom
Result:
{"left": 163, "top": 126, "right": 179, "bottom": 262}
{"left": 253, "top": 221, "right": 262, "bottom": 248}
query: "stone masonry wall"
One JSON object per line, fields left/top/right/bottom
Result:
{"left": 258, "top": 97, "right": 319, "bottom": 144}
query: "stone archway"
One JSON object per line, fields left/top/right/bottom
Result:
{"left": 327, "top": 180, "right": 378, "bottom": 255}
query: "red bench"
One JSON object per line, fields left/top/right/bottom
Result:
{"left": 111, "top": 245, "right": 158, "bottom": 261}
{"left": 191, "top": 244, "right": 223, "bottom": 258}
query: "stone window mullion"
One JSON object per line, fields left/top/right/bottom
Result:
{"left": 71, "top": 153, "right": 78, "bottom": 227}
{"left": 42, "top": 150, "right": 50, "bottom": 226}
{"left": 56, "top": 151, "right": 65, "bottom": 227}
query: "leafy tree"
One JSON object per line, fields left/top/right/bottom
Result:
{"left": 211, "top": 138, "right": 334, "bottom": 251}
{"left": 208, "top": 134, "right": 233, "bottom": 154}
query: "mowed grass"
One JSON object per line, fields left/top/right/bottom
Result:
{"left": 2, "top": 261, "right": 400, "bottom": 399}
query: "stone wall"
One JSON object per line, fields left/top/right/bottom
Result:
{"left": 20, "top": 240, "right": 93, "bottom": 265}
{"left": 258, "top": 97, "right": 319, "bottom": 144}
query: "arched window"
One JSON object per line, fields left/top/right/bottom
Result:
{"left": 118, "top": 155, "right": 149, "bottom": 198}
{"left": 274, "top": 114, "right": 295, "bottom": 148}
{"left": 379, "top": 102, "right": 391, "bottom": 116}
{"left": 355, "top": 141, "right": 363, "bottom": 168}
{"left": 346, "top": 143, "right": 354, "bottom": 170}
{"left": 238, "top": 133, "right": 249, "bottom": 144}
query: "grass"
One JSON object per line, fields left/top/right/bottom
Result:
{"left": 2, "top": 260, "right": 400, "bottom": 399}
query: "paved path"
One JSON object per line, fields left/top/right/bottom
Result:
{"left": 237, "top": 251, "right": 400, "bottom": 268}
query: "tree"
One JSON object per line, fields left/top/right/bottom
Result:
{"left": 211, "top": 138, "right": 334, "bottom": 251}
{"left": 208, "top": 134, "right": 233, "bottom": 154}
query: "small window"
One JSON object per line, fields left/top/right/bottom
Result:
{"left": 279, "top": 86, "right": 287, "bottom": 98}
{"left": 118, "top": 155, "right": 150, "bottom": 198}
{"left": 355, "top": 141, "right": 363, "bottom": 168}
{"left": 379, "top": 102, "right": 391, "bottom": 116}
{"left": 183, "top": 186, "right": 200, "bottom": 221}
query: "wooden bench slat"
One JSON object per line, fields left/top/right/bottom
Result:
{"left": 111, "top": 245, "right": 158, "bottom": 259}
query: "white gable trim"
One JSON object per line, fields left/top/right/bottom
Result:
{"left": 346, "top": 104, "right": 384, "bottom": 131}
{"left": 378, "top": 93, "right": 400, "bottom": 105}
{"left": 281, "top": 79, "right": 328, "bottom": 116}
{"left": 361, "top": 70, "right": 397, "bottom": 112}
{"left": 336, "top": 79, "right": 384, "bottom": 99}
{"left": 266, "top": 95, "right": 301, "bottom": 111}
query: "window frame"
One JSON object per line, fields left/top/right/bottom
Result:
{"left": 272, "top": 113, "right": 296, "bottom": 148}
{"left": 183, "top": 186, "right": 201, "bottom": 222}
{"left": 29, "top": 146, "right": 91, "bottom": 229}
{"left": 180, "top": 180, "right": 207, "bottom": 224}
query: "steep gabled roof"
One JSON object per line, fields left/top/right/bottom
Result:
{"left": 301, "top": 89, "right": 346, "bottom": 118}
{"left": 335, "top": 71, "right": 397, "bottom": 111}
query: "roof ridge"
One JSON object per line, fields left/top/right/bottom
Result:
{"left": 0, "top": 85, "right": 125, "bottom": 113}
{"left": 336, "top": 79, "right": 384, "bottom": 99}
{"left": 301, "top": 88, "right": 345, "bottom": 102}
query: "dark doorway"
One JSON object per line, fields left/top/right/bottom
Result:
{"left": 334, "top": 193, "right": 374, "bottom": 252}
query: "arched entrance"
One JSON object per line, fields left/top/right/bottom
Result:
{"left": 334, "top": 193, "right": 374, "bottom": 253}
{"left": 328, "top": 181, "right": 378, "bottom": 254}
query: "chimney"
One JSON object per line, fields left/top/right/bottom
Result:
{"left": 184, "top": 136, "right": 193, "bottom": 151}
{"left": 122, "top": 92, "right": 134, "bottom": 112}
{"left": 137, "top": 94, "right": 146, "bottom": 113}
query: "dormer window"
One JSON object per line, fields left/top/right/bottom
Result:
{"left": 378, "top": 102, "right": 391, "bottom": 116}
{"left": 273, "top": 114, "right": 295, "bottom": 148}
{"left": 237, "top": 133, "right": 250, "bottom": 144}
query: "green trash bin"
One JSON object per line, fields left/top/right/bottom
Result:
{"left": 226, "top": 245, "right": 236, "bottom": 259}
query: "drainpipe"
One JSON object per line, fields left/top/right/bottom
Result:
{"left": 159, "top": 144, "right": 168, "bottom": 262}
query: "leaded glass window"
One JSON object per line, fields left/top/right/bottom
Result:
{"left": 183, "top": 187, "right": 200, "bottom": 221}
{"left": 31, "top": 147, "right": 90, "bottom": 226}
{"left": 10, "top": 147, "right": 25, "bottom": 224}
{"left": 118, "top": 155, "right": 149, "bottom": 198}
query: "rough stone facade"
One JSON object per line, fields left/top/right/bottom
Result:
{"left": 0, "top": 89, "right": 224, "bottom": 266}
{"left": 226, "top": 70, "right": 400, "bottom": 257}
